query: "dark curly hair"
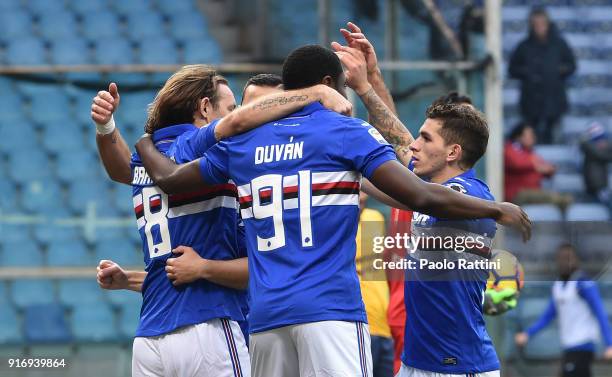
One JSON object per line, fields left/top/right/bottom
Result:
{"left": 425, "top": 103, "right": 489, "bottom": 169}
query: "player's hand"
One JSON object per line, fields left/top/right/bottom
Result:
{"left": 496, "top": 202, "right": 531, "bottom": 242}
{"left": 515, "top": 332, "right": 529, "bottom": 347}
{"left": 96, "top": 259, "right": 129, "bottom": 290}
{"left": 340, "top": 22, "right": 380, "bottom": 76}
{"left": 91, "top": 82, "right": 120, "bottom": 125}
{"left": 165, "top": 246, "right": 206, "bottom": 286}
{"left": 604, "top": 346, "right": 612, "bottom": 360}
{"left": 318, "top": 85, "right": 353, "bottom": 116}
{"left": 331, "top": 43, "right": 371, "bottom": 96}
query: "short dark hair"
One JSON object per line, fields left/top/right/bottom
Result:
{"left": 244, "top": 73, "right": 283, "bottom": 90}
{"left": 282, "top": 44, "right": 343, "bottom": 90}
{"left": 508, "top": 121, "right": 530, "bottom": 141}
{"left": 425, "top": 103, "right": 489, "bottom": 169}
{"left": 432, "top": 91, "right": 473, "bottom": 106}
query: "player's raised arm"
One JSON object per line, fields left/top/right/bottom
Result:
{"left": 92, "top": 83, "right": 133, "bottom": 185}
{"left": 369, "top": 160, "right": 532, "bottom": 241}
{"left": 333, "top": 41, "right": 414, "bottom": 166}
{"left": 214, "top": 84, "right": 352, "bottom": 140}
{"left": 135, "top": 134, "right": 208, "bottom": 194}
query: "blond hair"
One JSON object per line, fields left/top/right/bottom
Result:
{"left": 145, "top": 65, "right": 228, "bottom": 133}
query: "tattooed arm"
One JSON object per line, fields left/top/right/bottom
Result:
{"left": 360, "top": 86, "right": 414, "bottom": 166}
{"left": 335, "top": 44, "right": 415, "bottom": 166}
{"left": 213, "top": 84, "right": 352, "bottom": 141}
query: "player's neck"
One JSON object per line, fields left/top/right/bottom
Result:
{"left": 429, "top": 165, "right": 465, "bottom": 184}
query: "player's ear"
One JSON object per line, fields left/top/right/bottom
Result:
{"left": 447, "top": 144, "right": 462, "bottom": 163}
{"left": 321, "top": 75, "right": 334, "bottom": 88}
{"left": 199, "top": 97, "right": 210, "bottom": 121}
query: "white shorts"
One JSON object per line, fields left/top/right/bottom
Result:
{"left": 132, "top": 318, "right": 250, "bottom": 377}
{"left": 396, "top": 364, "right": 500, "bottom": 377}
{"left": 250, "top": 320, "right": 372, "bottom": 377}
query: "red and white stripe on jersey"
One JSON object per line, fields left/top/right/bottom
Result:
{"left": 133, "top": 183, "right": 238, "bottom": 229}
{"left": 238, "top": 170, "right": 361, "bottom": 219}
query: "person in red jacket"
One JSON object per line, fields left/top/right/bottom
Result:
{"left": 504, "top": 122, "right": 572, "bottom": 209}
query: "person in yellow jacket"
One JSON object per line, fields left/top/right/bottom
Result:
{"left": 356, "top": 192, "right": 394, "bottom": 377}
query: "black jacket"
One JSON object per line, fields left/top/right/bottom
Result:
{"left": 581, "top": 140, "right": 612, "bottom": 196}
{"left": 508, "top": 23, "right": 576, "bottom": 120}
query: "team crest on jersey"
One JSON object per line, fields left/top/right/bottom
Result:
{"left": 367, "top": 128, "right": 389, "bottom": 144}
{"left": 445, "top": 182, "right": 467, "bottom": 194}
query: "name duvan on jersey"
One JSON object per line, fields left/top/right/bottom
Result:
{"left": 254, "top": 137, "right": 304, "bottom": 165}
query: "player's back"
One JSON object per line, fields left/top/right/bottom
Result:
{"left": 131, "top": 125, "right": 245, "bottom": 337}
{"left": 200, "top": 103, "right": 396, "bottom": 333}
{"left": 403, "top": 170, "right": 499, "bottom": 374}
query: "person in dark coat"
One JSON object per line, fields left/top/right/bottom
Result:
{"left": 509, "top": 7, "right": 576, "bottom": 144}
{"left": 580, "top": 122, "right": 612, "bottom": 208}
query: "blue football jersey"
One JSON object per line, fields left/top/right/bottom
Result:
{"left": 131, "top": 123, "right": 246, "bottom": 337}
{"left": 198, "top": 103, "right": 397, "bottom": 333}
{"left": 402, "top": 168, "right": 500, "bottom": 374}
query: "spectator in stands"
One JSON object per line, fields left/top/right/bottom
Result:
{"left": 515, "top": 243, "right": 612, "bottom": 377}
{"left": 504, "top": 122, "right": 572, "bottom": 210}
{"left": 356, "top": 192, "right": 394, "bottom": 377}
{"left": 580, "top": 122, "right": 612, "bottom": 209}
{"left": 508, "top": 7, "right": 576, "bottom": 144}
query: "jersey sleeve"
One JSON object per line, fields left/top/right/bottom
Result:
{"left": 198, "top": 141, "right": 230, "bottom": 185}
{"left": 578, "top": 279, "right": 612, "bottom": 346}
{"left": 235, "top": 217, "right": 247, "bottom": 258}
{"left": 341, "top": 118, "right": 397, "bottom": 179}
{"left": 183, "top": 120, "right": 219, "bottom": 158}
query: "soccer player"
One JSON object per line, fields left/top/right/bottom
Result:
{"left": 134, "top": 45, "right": 531, "bottom": 377}
{"left": 240, "top": 73, "right": 283, "bottom": 105}
{"left": 93, "top": 65, "right": 352, "bottom": 377}
{"left": 335, "top": 38, "right": 517, "bottom": 376}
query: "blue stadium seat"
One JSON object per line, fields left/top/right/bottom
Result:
{"left": 8, "top": 150, "right": 52, "bottom": 184}
{"left": 20, "top": 179, "right": 64, "bottom": 215}
{"left": 155, "top": 0, "right": 196, "bottom": 15}
{"left": 551, "top": 174, "right": 586, "bottom": 195}
{"left": 16, "top": 46, "right": 63, "bottom": 70}
{"left": 81, "top": 11, "right": 122, "bottom": 40}
{"left": 138, "top": 37, "right": 179, "bottom": 65}
{"left": 0, "top": 10, "right": 34, "bottom": 42}
{"left": 67, "top": 181, "right": 113, "bottom": 215}
{"left": 566, "top": 203, "right": 610, "bottom": 221}
{"left": 126, "top": 10, "right": 166, "bottom": 40}
{"left": 15, "top": 81, "right": 65, "bottom": 98}
{"left": 0, "top": 179, "right": 19, "bottom": 213}
{"left": 0, "top": 306, "right": 22, "bottom": 344}
{"left": 72, "top": 304, "right": 118, "bottom": 342}
{"left": 58, "top": 279, "right": 104, "bottom": 308}
{"left": 68, "top": 0, "right": 108, "bottom": 14}
{"left": 33, "top": 224, "right": 81, "bottom": 244}
{"left": 46, "top": 239, "right": 94, "bottom": 267}
{"left": 1, "top": 223, "right": 32, "bottom": 242}
{"left": 93, "top": 38, "right": 136, "bottom": 65}
{"left": 29, "top": 94, "right": 72, "bottom": 125}
{"left": 25, "top": 0, "right": 67, "bottom": 14}
{"left": 522, "top": 204, "right": 564, "bottom": 222}
{"left": 38, "top": 10, "right": 78, "bottom": 39}
{"left": 118, "top": 304, "right": 140, "bottom": 339}
{"left": 120, "top": 92, "right": 154, "bottom": 125}
{"left": 534, "top": 145, "right": 580, "bottom": 173}
{"left": 182, "top": 38, "right": 223, "bottom": 64}
{"left": 50, "top": 37, "right": 91, "bottom": 65}
{"left": 24, "top": 303, "right": 71, "bottom": 343}
{"left": 0, "top": 0, "right": 22, "bottom": 11}
{"left": 112, "top": 184, "right": 135, "bottom": 216}
{"left": 95, "top": 239, "right": 142, "bottom": 267}
{"left": 0, "top": 240, "right": 44, "bottom": 267}
{"left": 0, "top": 97, "right": 26, "bottom": 126}
{"left": 106, "top": 289, "right": 142, "bottom": 309}
{"left": 56, "top": 151, "right": 101, "bottom": 183}
{"left": 0, "top": 120, "right": 38, "bottom": 156}
{"left": 42, "top": 125, "right": 85, "bottom": 155}
{"left": 11, "top": 279, "right": 56, "bottom": 309}
{"left": 168, "top": 11, "right": 208, "bottom": 40}
{"left": 70, "top": 88, "right": 99, "bottom": 126}
{"left": 111, "top": 0, "right": 152, "bottom": 15}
